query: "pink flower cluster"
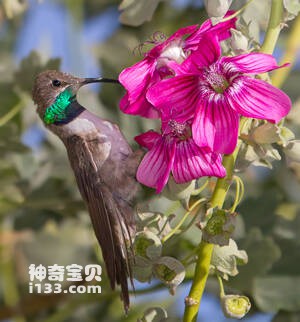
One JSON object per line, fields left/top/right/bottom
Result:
{"left": 119, "top": 13, "right": 291, "bottom": 193}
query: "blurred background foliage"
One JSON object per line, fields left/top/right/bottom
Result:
{"left": 0, "top": 0, "right": 300, "bottom": 321}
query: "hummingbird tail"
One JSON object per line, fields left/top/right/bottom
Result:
{"left": 86, "top": 186, "right": 135, "bottom": 313}
{"left": 102, "top": 189, "right": 135, "bottom": 312}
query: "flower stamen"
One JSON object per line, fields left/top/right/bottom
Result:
{"left": 168, "top": 120, "right": 192, "bottom": 140}
{"left": 204, "top": 64, "right": 230, "bottom": 93}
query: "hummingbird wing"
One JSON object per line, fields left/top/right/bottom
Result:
{"left": 63, "top": 134, "right": 136, "bottom": 312}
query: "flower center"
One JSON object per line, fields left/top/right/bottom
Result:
{"left": 168, "top": 120, "right": 192, "bottom": 140}
{"left": 203, "top": 64, "right": 229, "bottom": 94}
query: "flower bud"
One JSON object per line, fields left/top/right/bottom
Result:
{"left": 280, "top": 126, "right": 295, "bottom": 147}
{"left": 283, "top": 140, "right": 300, "bottom": 162}
{"left": 230, "top": 29, "right": 248, "bottom": 54}
{"left": 221, "top": 295, "right": 251, "bottom": 319}
{"left": 140, "top": 307, "right": 168, "bottom": 322}
{"left": 250, "top": 123, "right": 280, "bottom": 144}
{"left": 283, "top": 0, "right": 300, "bottom": 18}
{"left": 204, "top": 0, "right": 233, "bottom": 19}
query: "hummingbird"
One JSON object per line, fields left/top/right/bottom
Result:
{"left": 32, "top": 70, "right": 141, "bottom": 311}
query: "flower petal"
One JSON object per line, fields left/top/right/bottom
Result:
{"left": 185, "top": 11, "right": 237, "bottom": 52}
{"left": 172, "top": 139, "right": 226, "bottom": 183}
{"left": 147, "top": 75, "right": 200, "bottom": 124}
{"left": 181, "top": 34, "right": 221, "bottom": 72}
{"left": 136, "top": 137, "right": 176, "bottom": 193}
{"left": 197, "top": 10, "right": 237, "bottom": 40}
{"left": 119, "top": 58, "right": 160, "bottom": 118}
{"left": 168, "top": 24, "right": 199, "bottom": 41}
{"left": 135, "top": 130, "right": 161, "bottom": 150}
{"left": 221, "top": 53, "right": 289, "bottom": 74}
{"left": 227, "top": 76, "right": 291, "bottom": 123}
{"left": 192, "top": 95, "right": 239, "bottom": 154}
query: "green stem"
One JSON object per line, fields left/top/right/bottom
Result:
{"left": 229, "top": 176, "right": 244, "bottom": 213}
{"left": 182, "top": 157, "right": 236, "bottom": 322}
{"left": 0, "top": 102, "right": 22, "bottom": 127}
{"left": 260, "top": 0, "right": 284, "bottom": 54}
{"left": 183, "top": 119, "right": 247, "bottom": 322}
{"left": 183, "top": 241, "right": 214, "bottom": 322}
{"left": 0, "top": 248, "right": 26, "bottom": 322}
{"left": 191, "top": 179, "right": 208, "bottom": 196}
{"left": 217, "top": 274, "right": 225, "bottom": 298}
{"left": 162, "top": 198, "right": 205, "bottom": 243}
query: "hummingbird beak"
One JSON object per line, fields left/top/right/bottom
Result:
{"left": 81, "top": 77, "right": 120, "bottom": 85}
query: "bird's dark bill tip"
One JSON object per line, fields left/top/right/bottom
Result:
{"left": 82, "top": 77, "right": 120, "bottom": 85}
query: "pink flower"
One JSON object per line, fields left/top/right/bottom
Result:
{"left": 119, "top": 13, "right": 237, "bottom": 118}
{"left": 147, "top": 34, "right": 292, "bottom": 154}
{"left": 135, "top": 119, "right": 226, "bottom": 193}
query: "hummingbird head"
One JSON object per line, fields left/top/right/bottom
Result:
{"left": 32, "top": 70, "right": 119, "bottom": 125}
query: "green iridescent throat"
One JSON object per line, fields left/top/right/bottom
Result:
{"left": 43, "top": 89, "right": 75, "bottom": 125}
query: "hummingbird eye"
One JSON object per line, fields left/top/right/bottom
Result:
{"left": 52, "top": 79, "right": 61, "bottom": 87}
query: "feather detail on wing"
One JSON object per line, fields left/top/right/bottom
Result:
{"left": 64, "top": 134, "right": 136, "bottom": 312}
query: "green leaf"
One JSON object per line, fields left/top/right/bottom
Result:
{"left": 273, "top": 209, "right": 300, "bottom": 243}
{"left": 0, "top": 123, "right": 28, "bottom": 155}
{"left": 0, "top": 84, "right": 19, "bottom": 118}
{"left": 119, "top": 0, "right": 163, "bottom": 26}
{"left": 210, "top": 239, "right": 248, "bottom": 280}
{"left": 0, "top": 189, "right": 25, "bottom": 216}
{"left": 283, "top": 0, "right": 300, "bottom": 16}
{"left": 14, "top": 51, "right": 60, "bottom": 93}
{"left": 272, "top": 311, "right": 300, "bottom": 322}
{"left": 11, "top": 152, "right": 38, "bottom": 180}
{"left": 239, "top": 191, "right": 281, "bottom": 233}
{"left": 275, "top": 203, "right": 299, "bottom": 221}
{"left": 229, "top": 229, "right": 281, "bottom": 292}
{"left": 14, "top": 176, "right": 85, "bottom": 229}
{"left": 271, "top": 239, "right": 300, "bottom": 276}
{"left": 253, "top": 276, "right": 300, "bottom": 312}
{"left": 20, "top": 219, "right": 93, "bottom": 277}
